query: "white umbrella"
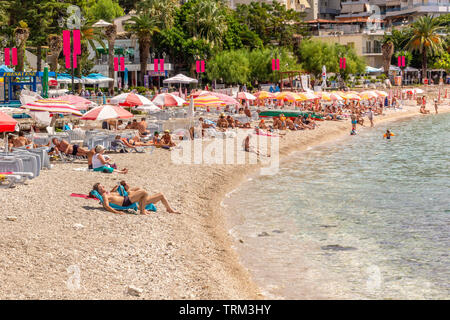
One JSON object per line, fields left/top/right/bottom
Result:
{"left": 92, "top": 19, "right": 112, "bottom": 28}
{"left": 81, "top": 105, "right": 133, "bottom": 121}
{"left": 110, "top": 92, "right": 154, "bottom": 107}
{"left": 163, "top": 73, "right": 198, "bottom": 84}
{"left": 236, "top": 92, "right": 257, "bottom": 100}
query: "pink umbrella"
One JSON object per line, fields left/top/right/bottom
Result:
{"left": 236, "top": 92, "right": 257, "bottom": 100}
{"left": 152, "top": 93, "right": 185, "bottom": 107}
{"left": 110, "top": 92, "right": 149, "bottom": 107}
{"left": 80, "top": 105, "right": 133, "bottom": 121}
{"left": 49, "top": 95, "right": 94, "bottom": 111}
{"left": 199, "top": 91, "right": 239, "bottom": 105}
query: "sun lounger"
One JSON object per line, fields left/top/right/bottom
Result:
{"left": 0, "top": 157, "right": 34, "bottom": 182}
{"left": 0, "top": 172, "right": 22, "bottom": 188}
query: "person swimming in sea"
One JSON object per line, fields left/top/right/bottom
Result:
{"left": 383, "top": 130, "right": 395, "bottom": 139}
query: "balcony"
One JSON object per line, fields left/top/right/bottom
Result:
{"left": 385, "top": 2, "right": 450, "bottom": 16}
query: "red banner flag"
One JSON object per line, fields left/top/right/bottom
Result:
{"left": 272, "top": 59, "right": 276, "bottom": 71}
{"left": 343, "top": 58, "right": 346, "bottom": 70}
{"left": 154, "top": 59, "right": 159, "bottom": 72}
{"left": 114, "top": 57, "right": 118, "bottom": 71}
{"left": 402, "top": 55, "right": 406, "bottom": 67}
{"left": 201, "top": 60, "right": 205, "bottom": 73}
{"left": 120, "top": 57, "right": 125, "bottom": 71}
{"left": 63, "top": 30, "right": 71, "bottom": 56}
{"left": 11, "top": 48, "right": 17, "bottom": 66}
{"left": 4, "top": 48, "right": 10, "bottom": 66}
{"left": 398, "top": 56, "right": 401, "bottom": 67}
{"left": 73, "top": 29, "right": 81, "bottom": 55}
{"left": 65, "top": 54, "right": 71, "bottom": 69}
{"left": 196, "top": 60, "right": 201, "bottom": 73}
{"left": 276, "top": 59, "right": 280, "bottom": 71}
{"left": 160, "top": 58, "right": 164, "bottom": 72}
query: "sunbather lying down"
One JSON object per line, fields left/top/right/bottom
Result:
{"left": 91, "top": 182, "right": 180, "bottom": 215}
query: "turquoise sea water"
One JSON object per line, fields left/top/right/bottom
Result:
{"left": 225, "top": 113, "right": 450, "bottom": 299}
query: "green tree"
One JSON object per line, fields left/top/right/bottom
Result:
{"left": 207, "top": 49, "right": 250, "bottom": 84}
{"left": 235, "top": 1, "right": 307, "bottom": 47}
{"left": 296, "top": 40, "right": 365, "bottom": 78}
{"left": 185, "top": 0, "right": 227, "bottom": 48}
{"left": 406, "top": 16, "right": 444, "bottom": 79}
{"left": 85, "top": 0, "right": 124, "bottom": 23}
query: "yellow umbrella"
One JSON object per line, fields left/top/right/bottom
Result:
{"left": 297, "top": 92, "right": 318, "bottom": 101}
{"left": 274, "top": 92, "right": 298, "bottom": 102}
{"left": 374, "top": 90, "right": 388, "bottom": 97}
{"left": 186, "top": 94, "right": 226, "bottom": 107}
{"left": 359, "top": 91, "right": 379, "bottom": 100}
{"left": 255, "top": 91, "right": 276, "bottom": 100}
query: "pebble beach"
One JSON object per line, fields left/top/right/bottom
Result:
{"left": 1, "top": 101, "right": 449, "bottom": 299}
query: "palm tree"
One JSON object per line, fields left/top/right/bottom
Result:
{"left": 104, "top": 24, "right": 117, "bottom": 95}
{"left": 127, "top": 0, "right": 176, "bottom": 85}
{"left": 126, "top": 13, "right": 160, "bottom": 86}
{"left": 407, "top": 16, "right": 444, "bottom": 80}
{"left": 47, "top": 34, "right": 63, "bottom": 72}
{"left": 185, "top": 0, "right": 227, "bottom": 48}
{"left": 381, "top": 40, "right": 394, "bottom": 76}
{"left": 14, "top": 21, "right": 29, "bottom": 72}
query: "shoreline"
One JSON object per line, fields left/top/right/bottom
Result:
{"left": 212, "top": 103, "right": 450, "bottom": 299}
{"left": 0, "top": 102, "right": 449, "bottom": 299}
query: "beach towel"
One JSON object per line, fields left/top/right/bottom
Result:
{"left": 90, "top": 189, "right": 157, "bottom": 212}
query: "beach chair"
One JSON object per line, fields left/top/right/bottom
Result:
{"left": 67, "top": 129, "right": 86, "bottom": 145}
{"left": 90, "top": 189, "right": 156, "bottom": 214}
{"left": 0, "top": 157, "right": 34, "bottom": 182}
{"left": 0, "top": 172, "right": 23, "bottom": 188}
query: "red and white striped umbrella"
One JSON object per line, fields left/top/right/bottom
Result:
{"left": 110, "top": 92, "right": 152, "bottom": 107}
{"left": 0, "top": 111, "right": 17, "bottom": 133}
{"left": 21, "top": 99, "right": 82, "bottom": 116}
{"left": 199, "top": 91, "right": 239, "bottom": 105}
{"left": 152, "top": 93, "right": 186, "bottom": 107}
{"left": 80, "top": 105, "right": 133, "bottom": 121}
{"left": 49, "top": 95, "right": 94, "bottom": 110}
{"left": 236, "top": 92, "right": 257, "bottom": 100}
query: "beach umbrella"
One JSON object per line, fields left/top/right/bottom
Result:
{"left": 163, "top": 73, "right": 198, "bottom": 84}
{"left": 236, "top": 92, "right": 257, "bottom": 100}
{"left": 152, "top": 93, "right": 186, "bottom": 107}
{"left": 92, "top": 19, "right": 112, "bottom": 27}
{"left": 80, "top": 105, "right": 133, "bottom": 121}
{"left": 21, "top": 99, "right": 83, "bottom": 116}
{"left": 186, "top": 95, "right": 226, "bottom": 107}
{"left": 254, "top": 91, "right": 276, "bottom": 100}
{"left": 82, "top": 73, "right": 114, "bottom": 84}
{"left": 189, "top": 90, "right": 210, "bottom": 98}
{"left": 374, "top": 90, "right": 388, "bottom": 97}
{"left": 199, "top": 91, "right": 239, "bottom": 105}
{"left": 342, "top": 93, "right": 361, "bottom": 101}
{"left": 297, "top": 92, "right": 318, "bottom": 101}
{"left": 359, "top": 91, "right": 379, "bottom": 100}
{"left": 274, "top": 92, "right": 299, "bottom": 102}
{"left": 110, "top": 92, "right": 153, "bottom": 107}
{"left": 319, "top": 92, "right": 343, "bottom": 101}
{"left": 49, "top": 95, "right": 94, "bottom": 111}
{"left": 0, "top": 111, "right": 17, "bottom": 133}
